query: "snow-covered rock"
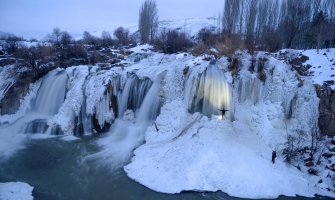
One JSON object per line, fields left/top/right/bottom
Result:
{"left": 303, "top": 48, "right": 335, "bottom": 89}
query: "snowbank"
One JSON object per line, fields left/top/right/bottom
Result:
{"left": 49, "top": 66, "right": 89, "bottom": 134}
{"left": 125, "top": 100, "right": 329, "bottom": 198}
{"left": 124, "top": 50, "right": 334, "bottom": 199}
{"left": 302, "top": 48, "right": 335, "bottom": 89}
{"left": 0, "top": 182, "right": 34, "bottom": 200}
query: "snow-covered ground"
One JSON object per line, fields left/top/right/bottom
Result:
{"left": 302, "top": 48, "right": 335, "bottom": 89}
{"left": 282, "top": 48, "right": 335, "bottom": 89}
{"left": 156, "top": 18, "right": 217, "bottom": 38}
{"left": 122, "top": 48, "right": 334, "bottom": 198}
{"left": 0, "top": 182, "right": 34, "bottom": 200}
{"left": 125, "top": 101, "right": 327, "bottom": 198}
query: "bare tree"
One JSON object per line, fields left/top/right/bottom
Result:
{"left": 279, "top": 0, "right": 311, "bottom": 48}
{"left": 139, "top": 0, "right": 159, "bottom": 43}
{"left": 82, "top": 31, "right": 99, "bottom": 46}
{"left": 50, "top": 28, "right": 62, "bottom": 48}
{"left": 222, "top": 0, "right": 240, "bottom": 36}
{"left": 59, "top": 31, "right": 72, "bottom": 49}
{"left": 237, "top": 0, "right": 246, "bottom": 34}
{"left": 245, "top": 0, "right": 257, "bottom": 51}
{"left": 3, "top": 35, "right": 23, "bottom": 54}
{"left": 309, "top": 11, "right": 331, "bottom": 50}
{"left": 255, "top": 0, "right": 270, "bottom": 42}
{"left": 101, "top": 31, "right": 113, "bottom": 47}
{"left": 114, "top": 27, "right": 130, "bottom": 46}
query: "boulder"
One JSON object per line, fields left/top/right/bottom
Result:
{"left": 24, "top": 119, "right": 48, "bottom": 133}
{"left": 316, "top": 85, "right": 335, "bottom": 135}
{"left": 308, "top": 168, "right": 318, "bottom": 175}
{"left": 305, "top": 161, "right": 314, "bottom": 167}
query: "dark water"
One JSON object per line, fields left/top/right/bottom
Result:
{"left": 0, "top": 137, "right": 332, "bottom": 200}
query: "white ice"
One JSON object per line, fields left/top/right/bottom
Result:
{"left": 0, "top": 182, "right": 34, "bottom": 200}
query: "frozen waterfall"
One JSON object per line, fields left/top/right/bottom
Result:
{"left": 185, "top": 64, "right": 232, "bottom": 119}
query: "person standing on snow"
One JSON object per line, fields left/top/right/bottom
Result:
{"left": 272, "top": 150, "right": 277, "bottom": 164}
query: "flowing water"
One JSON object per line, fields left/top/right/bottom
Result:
{"left": 0, "top": 137, "right": 331, "bottom": 200}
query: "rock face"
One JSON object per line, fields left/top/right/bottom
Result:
{"left": 0, "top": 73, "right": 31, "bottom": 115}
{"left": 316, "top": 85, "right": 335, "bottom": 135}
{"left": 0, "top": 69, "right": 49, "bottom": 115}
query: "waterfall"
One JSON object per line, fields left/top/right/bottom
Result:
{"left": 22, "top": 70, "right": 68, "bottom": 134}
{"left": 90, "top": 71, "right": 165, "bottom": 169}
{"left": 237, "top": 72, "right": 265, "bottom": 105}
{"left": 136, "top": 72, "right": 165, "bottom": 124}
{"left": 118, "top": 75, "right": 153, "bottom": 118}
{"left": 185, "top": 64, "right": 232, "bottom": 119}
{"left": 32, "top": 70, "right": 68, "bottom": 116}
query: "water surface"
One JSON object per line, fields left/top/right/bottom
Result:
{"left": 0, "top": 137, "right": 331, "bottom": 200}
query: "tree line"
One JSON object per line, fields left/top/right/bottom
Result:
{"left": 138, "top": 0, "right": 335, "bottom": 53}
{"left": 2, "top": 0, "right": 335, "bottom": 61}
{"left": 218, "top": 0, "right": 335, "bottom": 51}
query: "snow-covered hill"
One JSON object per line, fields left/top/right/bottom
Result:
{"left": 281, "top": 48, "right": 335, "bottom": 89}
{"left": 3, "top": 18, "right": 217, "bottom": 41}
{"left": 302, "top": 49, "right": 335, "bottom": 89}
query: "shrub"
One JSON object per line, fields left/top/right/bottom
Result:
{"left": 2, "top": 35, "right": 24, "bottom": 54}
{"left": 198, "top": 28, "right": 220, "bottom": 46}
{"left": 114, "top": 27, "right": 131, "bottom": 46}
{"left": 154, "top": 29, "right": 193, "bottom": 53}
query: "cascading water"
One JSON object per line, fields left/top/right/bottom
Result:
{"left": 89, "top": 71, "right": 165, "bottom": 169}
{"left": 22, "top": 70, "right": 68, "bottom": 134}
{"left": 185, "top": 64, "right": 232, "bottom": 119}
{"left": 118, "top": 74, "right": 153, "bottom": 118}
{"left": 32, "top": 70, "right": 68, "bottom": 116}
{"left": 136, "top": 72, "right": 164, "bottom": 123}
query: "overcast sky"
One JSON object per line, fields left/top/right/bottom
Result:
{"left": 0, "top": 0, "right": 224, "bottom": 38}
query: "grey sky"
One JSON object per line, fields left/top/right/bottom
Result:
{"left": 0, "top": 0, "right": 224, "bottom": 38}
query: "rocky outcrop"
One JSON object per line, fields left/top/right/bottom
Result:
{"left": 1, "top": 73, "right": 32, "bottom": 115}
{"left": 0, "top": 69, "right": 49, "bottom": 115}
{"left": 91, "top": 81, "right": 119, "bottom": 134}
{"left": 316, "top": 85, "right": 335, "bottom": 135}
{"left": 24, "top": 119, "right": 48, "bottom": 133}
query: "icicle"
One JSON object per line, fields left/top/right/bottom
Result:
{"left": 185, "top": 64, "right": 232, "bottom": 119}
{"left": 236, "top": 72, "right": 264, "bottom": 105}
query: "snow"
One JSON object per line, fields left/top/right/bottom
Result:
{"left": 3, "top": 18, "right": 216, "bottom": 43}
{"left": 0, "top": 182, "right": 34, "bottom": 200}
{"left": 0, "top": 80, "right": 41, "bottom": 125}
{"left": 0, "top": 78, "right": 42, "bottom": 160}
{"left": 0, "top": 65, "right": 18, "bottom": 102}
{"left": 129, "top": 44, "right": 153, "bottom": 53}
{"left": 126, "top": 101, "right": 328, "bottom": 198}
{"left": 0, "top": 131, "right": 28, "bottom": 161}
{"left": 49, "top": 66, "right": 89, "bottom": 134}
{"left": 0, "top": 44, "right": 334, "bottom": 198}
{"left": 123, "top": 49, "right": 334, "bottom": 198}
{"left": 296, "top": 48, "right": 335, "bottom": 89}
{"left": 157, "top": 18, "right": 217, "bottom": 38}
